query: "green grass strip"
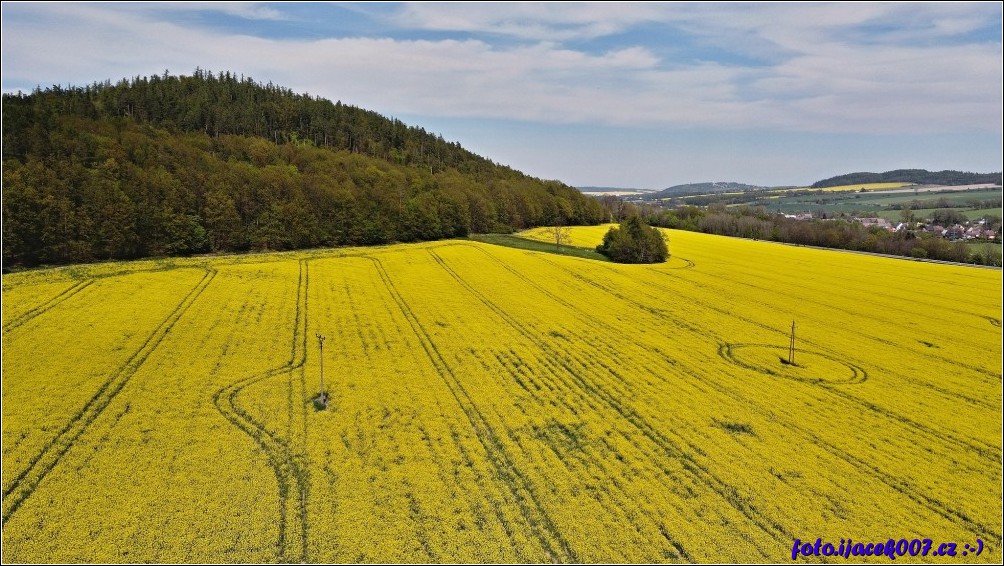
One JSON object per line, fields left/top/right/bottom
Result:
{"left": 467, "top": 234, "right": 610, "bottom": 262}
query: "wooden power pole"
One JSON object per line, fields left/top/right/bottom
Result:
{"left": 788, "top": 320, "right": 797, "bottom": 365}
{"left": 316, "top": 333, "right": 327, "bottom": 407}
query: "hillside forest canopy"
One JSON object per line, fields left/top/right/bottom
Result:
{"left": 1, "top": 69, "right": 605, "bottom": 267}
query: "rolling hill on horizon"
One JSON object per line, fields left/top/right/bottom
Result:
{"left": 647, "top": 181, "right": 779, "bottom": 199}
{"left": 642, "top": 170, "right": 1001, "bottom": 200}
{"left": 810, "top": 169, "right": 1001, "bottom": 189}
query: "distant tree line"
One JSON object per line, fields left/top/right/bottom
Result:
{"left": 2, "top": 70, "right": 604, "bottom": 266}
{"left": 811, "top": 169, "right": 1001, "bottom": 189}
{"left": 658, "top": 191, "right": 1002, "bottom": 212}
{"left": 597, "top": 201, "right": 1001, "bottom": 267}
{"left": 886, "top": 196, "right": 1002, "bottom": 211}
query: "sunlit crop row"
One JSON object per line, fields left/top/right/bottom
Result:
{"left": 2, "top": 230, "right": 1000, "bottom": 562}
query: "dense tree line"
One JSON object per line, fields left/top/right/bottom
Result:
{"left": 2, "top": 71, "right": 604, "bottom": 266}
{"left": 886, "top": 196, "right": 1002, "bottom": 211}
{"left": 811, "top": 169, "right": 1001, "bottom": 189}
{"left": 598, "top": 201, "right": 1001, "bottom": 266}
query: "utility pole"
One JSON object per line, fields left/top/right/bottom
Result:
{"left": 788, "top": 320, "right": 797, "bottom": 365}
{"left": 316, "top": 333, "right": 327, "bottom": 408}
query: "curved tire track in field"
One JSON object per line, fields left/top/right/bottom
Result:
{"left": 2, "top": 279, "right": 94, "bottom": 333}
{"left": 467, "top": 245, "right": 1002, "bottom": 547}
{"left": 364, "top": 254, "right": 578, "bottom": 563}
{"left": 664, "top": 256, "right": 696, "bottom": 269}
{"left": 1, "top": 269, "right": 215, "bottom": 525}
{"left": 630, "top": 291, "right": 1003, "bottom": 543}
{"left": 584, "top": 252, "right": 1002, "bottom": 459}
{"left": 641, "top": 267, "right": 1003, "bottom": 439}
{"left": 650, "top": 262, "right": 1001, "bottom": 384}
{"left": 550, "top": 264, "right": 1003, "bottom": 544}
{"left": 702, "top": 361, "right": 1004, "bottom": 546}
{"left": 537, "top": 253, "right": 1001, "bottom": 455}
{"left": 718, "top": 343, "right": 868, "bottom": 384}
{"left": 427, "top": 249, "right": 797, "bottom": 556}
{"left": 209, "top": 259, "right": 310, "bottom": 563}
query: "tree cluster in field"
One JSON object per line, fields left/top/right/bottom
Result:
{"left": 595, "top": 216, "right": 669, "bottom": 263}
{"left": 810, "top": 169, "right": 1001, "bottom": 189}
{"left": 2, "top": 70, "right": 605, "bottom": 267}
{"left": 599, "top": 202, "right": 1001, "bottom": 267}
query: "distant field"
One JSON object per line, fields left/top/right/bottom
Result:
{"left": 817, "top": 182, "right": 914, "bottom": 192}
{"left": 581, "top": 190, "right": 650, "bottom": 196}
{"left": 577, "top": 187, "right": 655, "bottom": 196}
{"left": 2, "top": 233, "right": 1001, "bottom": 562}
{"left": 873, "top": 208, "right": 1002, "bottom": 222}
{"left": 849, "top": 189, "right": 1000, "bottom": 206}
{"left": 754, "top": 182, "right": 916, "bottom": 194}
{"left": 753, "top": 188, "right": 1001, "bottom": 219}
{"left": 868, "top": 183, "right": 1002, "bottom": 194}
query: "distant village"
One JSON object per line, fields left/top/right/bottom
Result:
{"left": 782, "top": 213, "right": 1001, "bottom": 242}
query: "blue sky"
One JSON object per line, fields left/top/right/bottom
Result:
{"left": 2, "top": 2, "right": 1001, "bottom": 189}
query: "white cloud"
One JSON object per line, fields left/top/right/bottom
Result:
{"left": 1, "top": 2, "right": 1000, "bottom": 136}
{"left": 116, "top": 2, "right": 290, "bottom": 21}
{"left": 392, "top": 2, "right": 667, "bottom": 42}
{"left": 211, "top": 3, "right": 288, "bottom": 21}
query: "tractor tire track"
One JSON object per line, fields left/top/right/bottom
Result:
{"left": 2, "top": 279, "right": 93, "bottom": 333}
{"left": 645, "top": 264, "right": 1001, "bottom": 401}
{"left": 649, "top": 263, "right": 1001, "bottom": 383}
{"left": 462, "top": 245, "right": 1001, "bottom": 545}
{"left": 459, "top": 244, "right": 711, "bottom": 559}
{"left": 492, "top": 347, "right": 696, "bottom": 562}
{"left": 365, "top": 254, "right": 578, "bottom": 563}
{"left": 428, "top": 249, "right": 793, "bottom": 555}
{"left": 683, "top": 253, "right": 992, "bottom": 324}
{"left": 718, "top": 343, "right": 869, "bottom": 384}
{"left": 210, "top": 260, "right": 310, "bottom": 563}
{"left": 528, "top": 259, "right": 1001, "bottom": 544}
{"left": 538, "top": 253, "right": 1001, "bottom": 443}
{"left": 414, "top": 421, "right": 531, "bottom": 563}
{"left": 1, "top": 269, "right": 215, "bottom": 525}
{"left": 695, "top": 352, "right": 1004, "bottom": 546}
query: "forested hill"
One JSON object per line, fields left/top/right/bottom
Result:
{"left": 2, "top": 69, "right": 604, "bottom": 267}
{"left": 647, "top": 181, "right": 772, "bottom": 199}
{"left": 811, "top": 169, "right": 1001, "bottom": 189}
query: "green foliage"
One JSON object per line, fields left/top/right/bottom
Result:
{"left": 811, "top": 169, "right": 1001, "bottom": 189}
{"left": 929, "top": 208, "right": 969, "bottom": 227}
{"left": 1, "top": 70, "right": 606, "bottom": 267}
{"left": 596, "top": 216, "right": 669, "bottom": 264}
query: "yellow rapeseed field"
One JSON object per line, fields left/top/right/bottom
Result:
{"left": 2, "top": 230, "right": 1001, "bottom": 562}
{"left": 518, "top": 224, "right": 618, "bottom": 249}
